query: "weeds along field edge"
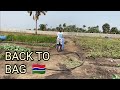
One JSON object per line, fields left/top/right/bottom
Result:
{"left": 76, "top": 36, "right": 120, "bottom": 59}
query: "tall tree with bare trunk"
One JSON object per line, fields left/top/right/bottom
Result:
{"left": 28, "top": 11, "right": 47, "bottom": 34}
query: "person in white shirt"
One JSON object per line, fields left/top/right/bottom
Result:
{"left": 56, "top": 29, "right": 64, "bottom": 51}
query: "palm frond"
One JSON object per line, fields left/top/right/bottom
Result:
{"left": 28, "top": 11, "right": 46, "bottom": 21}
{"left": 28, "top": 11, "right": 32, "bottom": 16}
{"left": 41, "top": 11, "right": 47, "bottom": 15}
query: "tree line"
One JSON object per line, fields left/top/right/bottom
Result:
{"left": 27, "top": 11, "right": 120, "bottom": 34}
{"left": 36, "top": 23, "right": 120, "bottom": 34}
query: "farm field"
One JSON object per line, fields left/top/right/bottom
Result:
{"left": 0, "top": 32, "right": 120, "bottom": 79}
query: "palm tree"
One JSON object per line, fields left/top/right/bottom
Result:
{"left": 83, "top": 25, "right": 86, "bottom": 29}
{"left": 63, "top": 23, "right": 66, "bottom": 28}
{"left": 59, "top": 24, "right": 62, "bottom": 27}
{"left": 28, "top": 11, "right": 47, "bottom": 34}
{"left": 59, "top": 24, "right": 63, "bottom": 31}
{"left": 63, "top": 23, "right": 66, "bottom": 32}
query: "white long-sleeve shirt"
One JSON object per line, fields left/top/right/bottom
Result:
{"left": 57, "top": 32, "right": 63, "bottom": 39}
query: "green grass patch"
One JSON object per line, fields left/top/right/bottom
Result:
{"left": 6, "top": 34, "right": 56, "bottom": 43}
{"left": 77, "top": 36, "right": 120, "bottom": 59}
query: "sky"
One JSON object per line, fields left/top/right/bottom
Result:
{"left": 1, "top": 11, "right": 120, "bottom": 31}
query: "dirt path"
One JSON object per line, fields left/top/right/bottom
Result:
{"left": 0, "top": 36, "right": 120, "bottom": 79}
{"left": 45, "top": 37, "right": 120, "bottom": 79}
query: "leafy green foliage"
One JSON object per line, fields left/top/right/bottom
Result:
{"left": 25, "top": 22, "right": 120, "bottom": 34}
{"left": 87, "top": 26, "right": 100, "bottom": 33}
{"left": 6, "top": 34, "right": 56, "bottom": 43}
{"left": 39, "top": 24, "right": 47, "bottom": 31}
{"left": 0, "top": 44, "right": 31, "bottom": 60}
{"left": 0, "top": 44, "right": 31, "bottom": 52}
{"left": 77, "top": 37, "right": 120, "bottom": 59}
{"left": 110, "top": 27, "right": 119, "bottom": 34}
{"left": 102, "top": 23, "right": 110, "bottom": 33}
{"left": 25, "top": 42, "right": 54, "bottom": 47}
{"left": 112, "top": 74, "right": 120, "bottom": 79}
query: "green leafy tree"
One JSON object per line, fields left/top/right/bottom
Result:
{"left": 96, "top": 25, "right": 99, "bottom": 28}
{"left": 52, "top": 28, "right": 56, "bottom": 31}
{"left": 118, "top": 30, "right": 120, "bottom": 34}
{"left": 102, "top": 23, "right": 110, "bottom": 33}
{"left": 88, "top": 27, "right": 91, "bottom": 30}
{"left": 39, "top": 24, "right": 47, "bottom": 31}
{"left": 82, "top": 25, "right": 86, "bottom": 32}
{"left": 110, "top": 27, "right": 119, "bottom": 34}
{"left": 76, "top": 27, "right": 85, "bottom": 32}
{"left": 28, "top": 11, "right": 47, "bottom": 34}
{"left": 87, "top": 26, "right": 100, "bottom": 33}
{"left": 56, "top": 27, "right": 59, "bottom": 31}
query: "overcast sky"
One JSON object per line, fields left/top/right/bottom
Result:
{"left": 1, "top": 11, "right": 120, "bottom": 30}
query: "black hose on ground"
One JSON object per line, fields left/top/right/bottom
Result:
{"left": 46, "top": 51, "right": 85, "bottom": 71}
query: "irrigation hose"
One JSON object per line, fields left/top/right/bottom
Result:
{"left": 45, "top": 61, "right": 84, "bottom": 71}
{"left": 45, "top": 51, "right": 85, "bottom": 71}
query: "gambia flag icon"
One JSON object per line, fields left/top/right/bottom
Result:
{"left": 32, "top": 64, "right": 46, "bottom": 74}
